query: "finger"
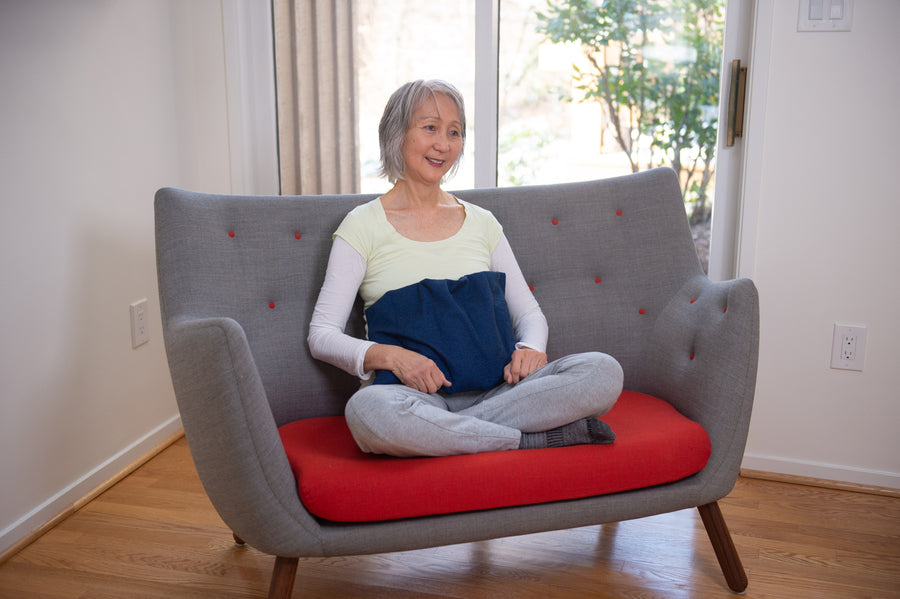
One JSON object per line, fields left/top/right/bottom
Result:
{"left": 514, "top": 351, "right": 529, "bottom": 379}
{"left": 424, "top": 368, "right": 451, "bottom": 394}
{"left": 505, "top": 360, "right": 521, "bottom": 385}
{"left": 523, "top": 358, "right": 546, "bottom": 379}
{"left": 426, "top": 375, "right": 442, "bottom": 394}
{"left": 521, "top": 356, "right": 540, "bottom": 377}
{"left": 438, "top": 370, "right": 452, "bottom": 388}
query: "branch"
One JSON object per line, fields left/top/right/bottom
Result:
{"left": 585, "top": 48, "right": 636, "bottom": 171}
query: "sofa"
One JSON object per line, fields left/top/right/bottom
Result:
{"left": 155, "top": 167, "right": 759, "bottom": 597}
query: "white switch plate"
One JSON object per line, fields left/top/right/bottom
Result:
{"left": 830, "top": 323, "right": 866, "bottom": 371}
{"left": 799, "top": 0, "right": 854, "bottom": 32}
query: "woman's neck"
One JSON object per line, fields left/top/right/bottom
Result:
{"left": 379, "top": 180, "right": 465, "bottom": 242}
{"left": 382, "top": 180, "right": 452, "bottom": 211}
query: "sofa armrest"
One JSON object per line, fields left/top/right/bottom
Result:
{"left": 633, "top": 275, "right": 759, "bottom": 499}
{"left": 163, "top": 316, "right": 325, "bottom": 556}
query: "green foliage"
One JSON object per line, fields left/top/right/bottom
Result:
{"left": 536, "top": 0, "right": 724, "bottom": 222}
{"left": 500, "top": 127, "right": 552, "bottom": 187}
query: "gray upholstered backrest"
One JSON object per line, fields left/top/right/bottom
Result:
{"left": 156, "top": 191, "right": 376, "bottom": 426}
{"left": 454, "top": 170, "right": 702, "bottom": 371}
{"left": 156, "top": 168, "right": 702, "bottom": 427}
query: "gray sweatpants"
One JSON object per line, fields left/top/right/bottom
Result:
{"left": 344, "top": 352, "right": 623, "bottom": 457}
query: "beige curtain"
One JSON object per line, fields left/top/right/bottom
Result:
{"left": 273, "top": 0, "right": 359, "bottom": 195}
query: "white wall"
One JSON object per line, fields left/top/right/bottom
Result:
{"left": 740, "top": 0, "right": 900, "bottom": 488}
{"left": 0, "top": 1, "right": 235, "bottom": 554}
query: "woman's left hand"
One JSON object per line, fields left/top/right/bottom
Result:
{"left": 504, "top": 348, "right": 548, "bottom": 385}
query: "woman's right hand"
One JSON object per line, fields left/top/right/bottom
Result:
{"left": 364, "top": 344, "right": 451, "bottom": 394}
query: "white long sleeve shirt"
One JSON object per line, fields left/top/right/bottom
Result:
{"left": 307, "top": 199, "right": 548, "bottom": 380}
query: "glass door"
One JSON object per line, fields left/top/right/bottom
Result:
{"left": 355, "top": 2, "right": 477, "bottom": 194}
{"left": 497, "top": 0, "right": 747, "bottom": 275}
{"left": 352, "top": 0, "right": 752, "bottom": 277}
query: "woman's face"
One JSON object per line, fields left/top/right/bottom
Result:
{"left": 400, "top": 93, "right": 463, "bottom": 186}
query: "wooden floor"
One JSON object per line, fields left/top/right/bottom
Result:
{"left": 1, "top": 437, "right": 898, "bottom": 599}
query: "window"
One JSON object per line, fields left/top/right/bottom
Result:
{"left": 496, "top": 1, "right": 726, "bottom": 273}
{"left": 355, "top": 2, "right": 477, "bottom": 193}
{"left": 352, "top": 1, "right": 726, "bottom": 271}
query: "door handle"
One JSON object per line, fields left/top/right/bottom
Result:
{"left": 726, "top": 59, "right": 748, "bottom": 147}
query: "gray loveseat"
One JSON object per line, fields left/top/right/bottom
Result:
{"left": 155, "top": 167, "right": 759, "bottom": 597}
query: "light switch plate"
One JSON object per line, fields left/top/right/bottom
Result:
{"left": 799, "top": 0, "right": 854, "bottom": 32}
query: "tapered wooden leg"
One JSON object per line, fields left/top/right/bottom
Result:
{"left": 268, "top": 556, "right": 299, "bottom": 599}
{"left": 698, "top": 501, "right": 748, "bottom": 593}
{"left": 233, "top": 533, "right": 246, "bottom": 546}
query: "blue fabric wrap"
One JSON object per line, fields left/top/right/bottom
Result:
{"left": 365, "top": 271, "right": 517, "bottom": 394}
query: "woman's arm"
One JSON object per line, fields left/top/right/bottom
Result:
{"left": 491, "top": 234, "right": 549, "bottom": 383}
{"left": 491, "top": 234, "right": 549, "bottom": 352}
{"left": 308, "top": 237, "right": 451, "bottom": 392}
{"left": 307, "top": 237, "right": 375, "bottom": 378}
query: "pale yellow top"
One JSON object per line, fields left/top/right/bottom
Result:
{"left": 334, "top": 197, "right": 503, "bottom": 310}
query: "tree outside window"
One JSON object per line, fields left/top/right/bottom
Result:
{"left": 535, "top": 0, "right": 725, "bottom": 225}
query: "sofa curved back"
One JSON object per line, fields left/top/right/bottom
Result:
{"left": 155, "top": 168, "right": 736, "bottom": 429}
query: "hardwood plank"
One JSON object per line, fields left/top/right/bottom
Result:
{"left": 1, "top": 437, "right": 898, "bottom": 598}
{"left": 741, "top": 468, "right": 900, "bottom": 499}
{"left": 0, "top": 430, "right": 185, "bottom": 566}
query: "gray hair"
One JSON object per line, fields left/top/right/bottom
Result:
{"left": 378, "top": 80, "right": 467, "bottom": 184}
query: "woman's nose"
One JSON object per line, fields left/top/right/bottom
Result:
{"left": 433, "top": 133, "right": 451, "bottom": 151}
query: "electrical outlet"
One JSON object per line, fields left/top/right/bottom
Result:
{"left": 130, "top": 299, "right": 150, "bottom": 348}
{"left": 830, "top": 323, "right": 866, "bottom": 371}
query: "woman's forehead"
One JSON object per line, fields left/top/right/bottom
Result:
{"left": 413, "top": 93, "right": 460, "bottom": 123}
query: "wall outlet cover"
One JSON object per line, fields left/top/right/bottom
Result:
{"left": 830, "top": 323, "right": 866, "bottom": 371}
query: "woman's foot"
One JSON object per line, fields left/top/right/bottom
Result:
{"left": 519, "top": 417, "right": 615, "bottom": 449}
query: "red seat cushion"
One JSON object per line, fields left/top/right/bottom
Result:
{"left": 278, "top": 390, "right": 710, "bottom": 522}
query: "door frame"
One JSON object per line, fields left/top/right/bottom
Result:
{"left": 709, "top": 0, "right": 773, "bottom": 281}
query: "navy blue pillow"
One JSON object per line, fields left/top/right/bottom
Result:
{"left": 365, "top": 271, "right": 517, "bottom": 393}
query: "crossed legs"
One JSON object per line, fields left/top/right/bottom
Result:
{"left": 344, "top": 352, "right": 623, "bottom": 457}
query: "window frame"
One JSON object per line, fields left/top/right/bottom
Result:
{"left": 473, "top": 0, "right": 501, "bottom": 189}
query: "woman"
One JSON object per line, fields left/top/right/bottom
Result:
{"left": 308, "top": 80, "right": 623, "bottom": 457}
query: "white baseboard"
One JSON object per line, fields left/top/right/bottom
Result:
{"left": 0, "top": 414, "right": 183, "bottom": 557}
{"left": 742, "top": 453, "right": 900, "bottom": 490}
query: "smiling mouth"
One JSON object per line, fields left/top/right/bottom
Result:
{"left": 426, "top": 158, "right": 445, "bottom": 167}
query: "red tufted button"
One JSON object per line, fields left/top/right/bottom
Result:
{"left": 690, "top": 298, "right": 697, "bottom": 304}
{"left": 690, "top": 353, "right": 695, "bottom": 360}
{"left": 638, "top": 308, "right": 645, "bottom": 315}
{"left": 228, "top": 231, "right": 235, "bottom": 238}
{"left": 528, "top": 285, "right": 535, "bottom": 292}
{"left": 295, "top": 233, "right": 302, "bottom": 240}
{"left": 551, "top": 218, "right": 559, "bottom": 226}
{"left": 723, "top": 307, "right": 728, "bottom": 313}
{"left": 595, "top": 277, "right": 602, "bottom": 284}
{"left": 616, "top": 210, "right": 623, "bottom": 216}
{"left": 268, "top": 302, "right": 276, "bottom": 309}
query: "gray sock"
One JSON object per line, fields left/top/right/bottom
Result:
{"left": 519, "top": 417, "right": 615, "bottom": 449}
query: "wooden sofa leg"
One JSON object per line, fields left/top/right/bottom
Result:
{"left": 233, "top": 533, "right": 246, "bottom": 546}
{"left": 268, "top": 556, "right": 300, "bottom": 599}
{"left": 697, "top": 502, "right": 748, "bottom": 593}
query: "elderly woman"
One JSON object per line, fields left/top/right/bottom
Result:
{"left": 308, "top": 80, "right": 623, "bottom": 457}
